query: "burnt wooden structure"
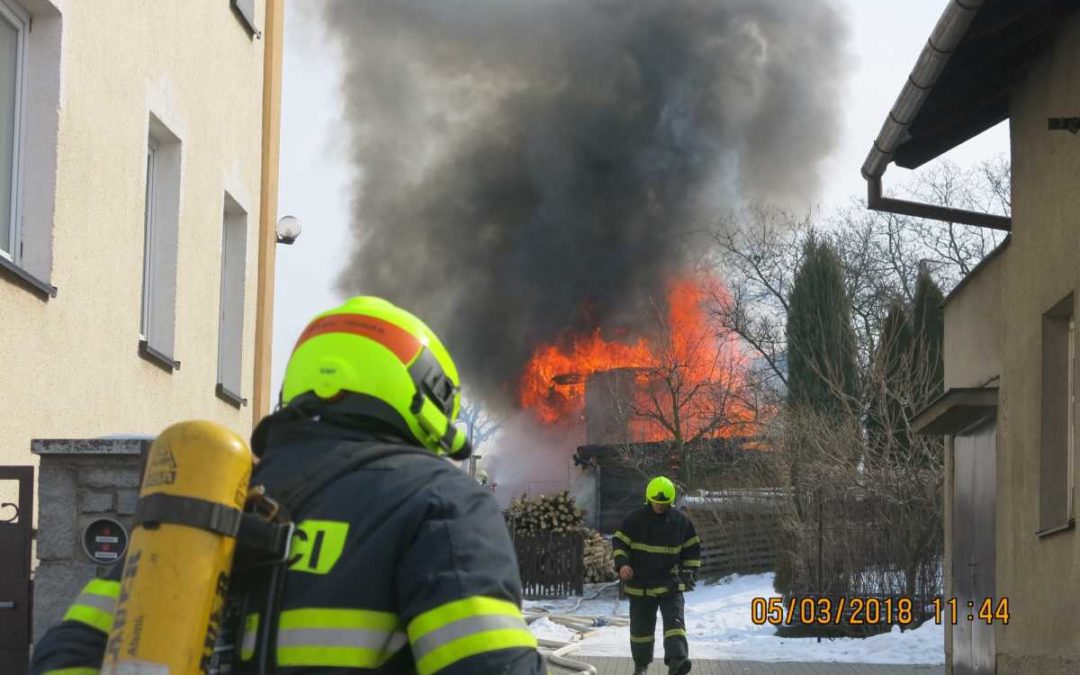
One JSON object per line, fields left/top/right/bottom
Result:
{"left": 575, "top": 446, "right": 648, "bottom": 533}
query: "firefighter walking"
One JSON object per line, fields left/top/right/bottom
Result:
{"left": 612, "top": 476, "right": 701, "bottom": 675}
{"left": 31, "top": 296, "right": 545, "bottom": 674}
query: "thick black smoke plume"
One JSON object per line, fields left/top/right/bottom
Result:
{"left": 321, "top": 0, "right": 847, "bottom": 406}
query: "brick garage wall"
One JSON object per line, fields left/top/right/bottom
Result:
{"left": 31, "top": 439, "right": 148, "bottom": 639}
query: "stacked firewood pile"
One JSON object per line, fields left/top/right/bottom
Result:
{"left": 505, "top": 492, "right": 584, "bottom": 533}
{"left": 582, "top": 529, "right": 617, "bottom": 583}
{"left": 505, "top": 492, "right": 616, "bottom": 584}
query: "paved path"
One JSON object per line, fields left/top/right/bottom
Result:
{"left": 551, "top": 657, "right": 943, "bottom": 675}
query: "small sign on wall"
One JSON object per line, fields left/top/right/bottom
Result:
{"left": 82, "top": 518, "right": 128, "bottom": 564}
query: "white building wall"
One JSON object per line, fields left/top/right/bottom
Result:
{"left": 0, "top": 0, "right": 267, "bottom": 512}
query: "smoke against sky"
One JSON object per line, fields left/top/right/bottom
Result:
{"left": 320, "top": 0, "right": 849, "bottom": 406}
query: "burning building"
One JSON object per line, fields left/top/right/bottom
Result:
{"left": 321, "top": 0, "right": 847, "bottom": 406}
{"left": 320, "top": 0, "right": 845, "bottom": 519}
{"left": 511, "top": 276, "right": 769, "bottom": 529}
{"left": 518, "top": 277, "right": 756, "bottom": 441}
{"left": 584, "top": 368, "right": 643, "bottom": 446}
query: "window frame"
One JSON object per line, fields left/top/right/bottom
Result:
{"left": 230, "top": 0, "right": 261, "bottom": 38}
{"left": 0, "top": 0, "right": 28, "bottom": 264}
{"left": 1038, "top": 293, "right": 1076, "bottom": 537}
{"left": 138, "top": 115, "right": 181, "bottom": 373}
{"left": 216, "top": 192, "right": 248, "bottom": 408}
{"left": 0, "top": 0, "right": 60, "bottom": 299}
{"left": 140, "top": 139, "right": 158, "bottom": 341}
{"left": 1069, "top": 317, "right": 1076, "bottom": 520}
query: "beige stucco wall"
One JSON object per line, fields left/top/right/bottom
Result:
{"left": 943, "top": 249, "right": 1006, "bottom": 392}
{"left": 994, "top": 10, "right": 1080, "bottom": 674}
{"left": 0, "top": 0, "right": 266, "bottom": 511}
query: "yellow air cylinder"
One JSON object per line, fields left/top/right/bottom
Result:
{"left": 102, "top": 421, "right": 253, "bottom": 675}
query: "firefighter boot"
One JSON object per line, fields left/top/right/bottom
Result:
{"left": 633, "top": 667, "right": 648, "bottom": 675}
{"left": 668, "top": 658, "right": 692, "bottom": 675}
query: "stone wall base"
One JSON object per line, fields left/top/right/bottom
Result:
{"left": 31, "top": 438, "right": 149, "bottom": 639}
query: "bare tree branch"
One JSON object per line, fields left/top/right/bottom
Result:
{"left": 457, "top": 398, "right": 502, "bottom": 451}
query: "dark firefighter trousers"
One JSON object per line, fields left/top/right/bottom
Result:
{"left": 629, "top": 593, "right": 687, "bottom": 667}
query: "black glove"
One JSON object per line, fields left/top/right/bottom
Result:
{"left": 679, "top": 569, "right": 697, "bottom": 592}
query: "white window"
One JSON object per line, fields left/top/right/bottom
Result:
{"left": 139, "top": 115, "right": 182, "bottom": 371}
{"left": 0, "top": 0, "right": 26, "bottom": 262}
{"left": 217, "top": 193, "right": 248, "bottom": 406}
{"left": 0, "top": 1, "right": 60, "bottom": 296}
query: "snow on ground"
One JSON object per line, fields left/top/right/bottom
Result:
{"left": 526, "top": 573, "right": 944, "bottom": 664}
{"left": 530, "top": 617, "right": 580, "bottom": 642}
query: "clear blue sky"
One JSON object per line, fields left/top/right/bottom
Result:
{"left": 271, "top": 0, "right": 1008, "bottom": 400}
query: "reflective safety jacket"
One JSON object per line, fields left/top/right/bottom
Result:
{"left": 31, "top": 418, "right": 545, "bottom": 675}
{"left": 612, "top": 505, "right": 701, "bottom": 598}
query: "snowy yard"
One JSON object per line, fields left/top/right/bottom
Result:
{"left": 526, "top": 573, "right": 945, "bottom": 665}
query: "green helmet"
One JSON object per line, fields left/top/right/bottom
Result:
{"left": 645, "top": 476, "right": 676, "bottom": 504}
{"left": 281, "top": 296, "right": 470, "bottom": 458}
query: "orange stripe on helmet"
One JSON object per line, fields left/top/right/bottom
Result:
{"left": 292, "top": 313, "right": 423, "bottom": 364}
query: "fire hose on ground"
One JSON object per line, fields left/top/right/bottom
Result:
{"left": 567, "top": 580, "right": 621, "bottom": 613}
{"left": 532, "top": 634, "right": 601, "bottom": 674}
{"left": 538, "top": 641, "right": 597, "bottom": 675}
{"left": 524, "top": 581, "right": 628, "bottom": 674}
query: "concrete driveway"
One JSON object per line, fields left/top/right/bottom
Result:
{"left": 552, "top": 657, "right": 944, "bottom": 674}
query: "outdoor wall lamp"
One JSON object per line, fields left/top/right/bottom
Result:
{"left": 276, "top": 215, "right": 302, "bottom": 245}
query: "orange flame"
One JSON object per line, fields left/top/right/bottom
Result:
{"left": 518, "top": 330, "right": 652, "bottom": 425}
{"left": 519, "top": 275, "right": 755, "bottom": 442}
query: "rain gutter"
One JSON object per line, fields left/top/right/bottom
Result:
{"left": 861, "top": 0, "right": 1012, "bottom": 232}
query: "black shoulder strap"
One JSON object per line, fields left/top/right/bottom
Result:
{"left": 236, "top": 441, "right": 435, "bottom": 565}
{"left": 269, "top": 441, "right": 434, "bottom": 518}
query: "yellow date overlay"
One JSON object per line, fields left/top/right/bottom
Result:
{"left": 932, "top": 597, "right": 1010, "bottom": 625}
{"left": 750, "top": 596, "right": 1010, "bottom": 627}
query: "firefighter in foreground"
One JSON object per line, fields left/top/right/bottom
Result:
{"left": 612, "top": 476, "right": 701, "bottom": 675}
{"left": 32, "top": 296, "right": 545, "bottom": 674}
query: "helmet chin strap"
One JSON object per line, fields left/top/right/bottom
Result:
{"left": 406, "top": 346, "right": 472, "bottom": 460}
{"left": 411, "top": 392, "right": 472, "bottom": 460}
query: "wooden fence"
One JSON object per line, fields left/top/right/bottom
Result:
{"left": 511, "top": 531, "right": 584, "bottom": 599}
{"left": 683, "top": 492, "right": 788, "bottom": 579}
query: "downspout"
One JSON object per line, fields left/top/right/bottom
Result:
{"left": 861, "top": 0, "right": 1011, "bottom": 232}
{"left": 253, "top": 0, "right": 285, "bottom": 426}
{"left": 866, "top": 177, "right": 1010, "bottom": 231}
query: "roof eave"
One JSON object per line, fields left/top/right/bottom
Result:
{"left": 861, "top": 0, "right": 987, "bottom": 181}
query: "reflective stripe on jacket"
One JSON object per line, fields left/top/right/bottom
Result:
{"left": 612, "top": 505, "right": 701, "bottom": 593}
